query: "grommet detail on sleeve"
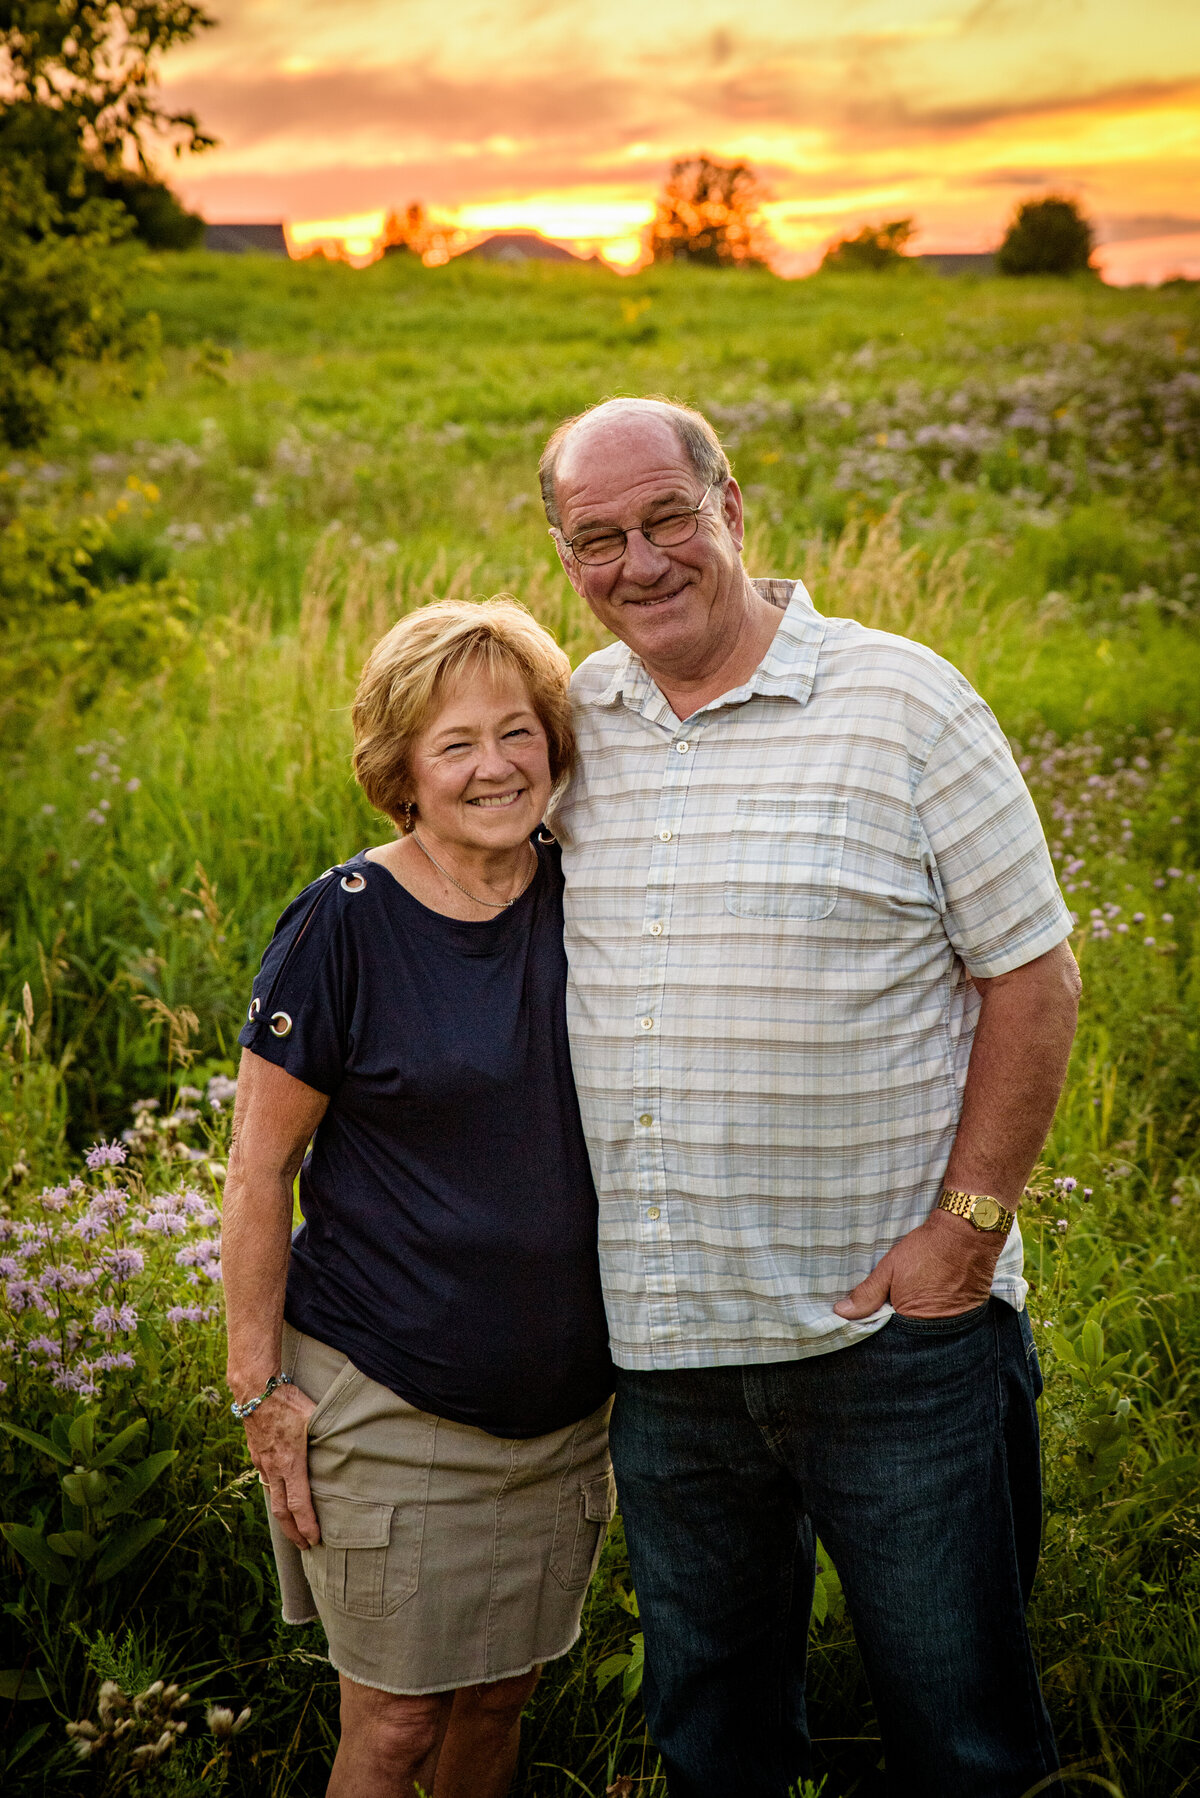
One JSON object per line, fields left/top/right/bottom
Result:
{"left": 247, "top": 997, "right": 261, "bottom": 1021}
{"left": 269, "top": 1011, "right": 293, "bottom": 1037}
{"left": 340, "top": 873, "right": 367, "bottom": 893}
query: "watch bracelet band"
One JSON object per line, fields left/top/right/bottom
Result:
{"left": 938, "top": 1189, "right": 1015, "bottom": 1235}
{"left": 230, "top": 1371, "right": 293, "bottom": 1421}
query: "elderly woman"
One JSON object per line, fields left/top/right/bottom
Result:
{"left": 222, "top": 598, "right": 614, "bottom": 1798}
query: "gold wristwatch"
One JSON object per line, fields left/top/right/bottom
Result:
{"left": 937, "top": 1189, "right": 1016, "bottom": 1237}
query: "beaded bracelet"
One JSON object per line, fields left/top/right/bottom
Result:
{"left": 230, "top": 1371, "right": 293, "bottom": 1421}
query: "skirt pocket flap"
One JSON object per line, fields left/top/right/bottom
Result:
{"left": 311, "top": 1492, "right": 393, "bottom": 1548}
{"left": 583, "top": 1469, "right": 617, "bottom": 1524}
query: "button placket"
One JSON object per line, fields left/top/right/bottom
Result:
{"left": 632, "top": 725, "right": 703, "bottom": 1327}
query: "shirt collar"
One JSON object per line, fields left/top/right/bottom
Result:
{"left": 592, "top": 578, "right": 826, "bottom": 719}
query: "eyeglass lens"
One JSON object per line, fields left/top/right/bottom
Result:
{"left": 572, "top": 507, "right": 703, "bottom": 566}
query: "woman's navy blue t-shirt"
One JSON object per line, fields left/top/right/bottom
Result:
{"left": 237, "top": 841, "right": 613, "bottom": 1439}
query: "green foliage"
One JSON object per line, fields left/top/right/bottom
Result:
{"left": 821, "top": 218, "right": 916, "bottom": 272}
{"left": 999, "top": 196, "right": 1096, "bottom": 277}
{"left": 0, "top": 484, "right": 197, "bottom": 730}
{"left": 0, "top": 3, "right": 216, "bottom": 178}
{"left": 0, "top": 160, "right": 156, "bottom": 448}
{"left": 647, "top": 155, "right": 770, "bottom": 267}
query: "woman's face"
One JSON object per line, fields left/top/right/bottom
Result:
{"left": 407, "top": 661, "right": 553, "bottom": 854}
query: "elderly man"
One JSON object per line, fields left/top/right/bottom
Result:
{"left": 539, "top": 397, "right": 1080, "bottom": 1798}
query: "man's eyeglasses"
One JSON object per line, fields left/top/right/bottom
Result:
{"left": 558, "top": 482, "right": 722, "bottom": 567}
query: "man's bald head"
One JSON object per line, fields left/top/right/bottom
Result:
{"left": 538, "top": 397, "right": 731, "bottom": 529}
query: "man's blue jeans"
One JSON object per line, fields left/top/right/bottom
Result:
{"left": 609, "top": 1299, "right": 1059, "bottom": 1798}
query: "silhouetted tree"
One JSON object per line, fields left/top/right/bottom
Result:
{"left": 383, "top": 202, "right": 437, "bottom": 260}
{"left": 0, "top": 2, "right": 216, "bottom": 245}
{"left": 997, "top": 196, "right": 1094, "bottom": 276}
{"left": 821, "top": 219, "right": 915, "bottom": 272}
{"left": 648, "top": 156, "right": 769, "bottom": 267}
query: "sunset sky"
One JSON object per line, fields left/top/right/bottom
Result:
{"left": 161, "top": 0, "right": 1200, "bottom": 280}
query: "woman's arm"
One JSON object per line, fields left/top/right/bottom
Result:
{"left": 223, "top": 1047, "right": 329, "bottom": 1548}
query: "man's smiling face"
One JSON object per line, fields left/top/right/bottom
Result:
{"left": 553, "top": 406, "right": 747, "bottom": 679}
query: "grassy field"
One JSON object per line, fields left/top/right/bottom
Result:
{"left": 0, "top": 253, "right": 1198, "bottom": 1795}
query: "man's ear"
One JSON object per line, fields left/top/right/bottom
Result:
{"left": 721, "top": 478, "right": 746, "bottom": 553}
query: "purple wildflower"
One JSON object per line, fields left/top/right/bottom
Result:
{"left": 1060, "top": 1177, "right": 1078, "bottom": 1193}
{"left": 87, "top": 1190, "right": 128, "bottom": 1220}
{"left": 136, "top": 1211, "right": 187, "bottom": 1237}
{"left": 85, "top": 1140, "right": 128, "bottom": 1171}
{"left": 53, "top": 1367, "right": 99, "bottom": 1396}
{"left": 27, "top": 1335, "right": 62, "bottom": 1360}
{"left": 166, "top": 1304, "right": 217, "bottom": 1324}
{"left": 101, "top": 1248, "right": 144, "bottom": 1281}
{"left": 92, "top": 1303, "right": 138, "bottom": 1336}
{"left": 0, "top": 1256, "right": 20, "bottom": 1278}
{"left": 89, "top": 1350, "right": 135, "bottom": 1372}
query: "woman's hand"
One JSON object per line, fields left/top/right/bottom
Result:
{"left": 242, "top": 1382, "right": 321, "bottom": 1548}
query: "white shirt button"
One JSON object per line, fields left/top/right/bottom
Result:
{"left": 646, "top": 1206, "right": 661, "bottom": 1220}
{"left": 658, "top": 828, "right": 672, "bottom": 842}
{"left": 639, "top": 1016, "right": 654, "bottom": 1030}
{"left": 638, "top": 1113, "right": 653, "bottom": 1126}
{"left": 675, "top": 741, "right": 690, "bottom": 754}
{"left": 648, "top": 921, "right": 663, "bottom": 936}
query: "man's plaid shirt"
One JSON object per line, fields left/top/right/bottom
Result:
{"left": 550, "top": 580, "right": 1072, "bottom": 1371}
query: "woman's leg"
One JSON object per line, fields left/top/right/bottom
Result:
{"left": 432, "top": 1667, "right": 541, "bottom": 1798}
{"left": 328, "top": 1674, "right": 454, "bottom": 1798}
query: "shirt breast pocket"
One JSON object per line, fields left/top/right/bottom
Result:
{"left": 725, "top": 797, "right": 848, "bottom": 921}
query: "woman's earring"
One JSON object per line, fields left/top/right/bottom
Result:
{"left": 402, "top": 801, "right": 417, "bottom": 835}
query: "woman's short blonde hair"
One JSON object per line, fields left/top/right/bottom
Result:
{"left": 352, "top": 597, "right": 575, "bottom": 827}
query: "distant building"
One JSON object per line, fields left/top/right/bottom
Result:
{"left": 917, "top": 252, "right": 997, "bottom": 276}
{"left": 456, "top": 231, "right": 589, "bottom": 264}
{"left": 205, "top": 223, "right": 288, "bottom": 256}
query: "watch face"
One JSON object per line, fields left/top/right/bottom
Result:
{"left": 973, "top": 1197, "right": 1002, "bottom": 1230}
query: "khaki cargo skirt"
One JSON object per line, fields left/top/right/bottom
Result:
{"left": 266, "top": 1323, "right": 615, "bottom": 1695}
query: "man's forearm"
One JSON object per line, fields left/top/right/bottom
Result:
{"left": 941, "top": 940, "right": 1081, "bottom": 1211}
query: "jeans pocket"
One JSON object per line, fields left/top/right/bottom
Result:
{"left": 725, "top": 797, "right": 847, "bottom": 921}
{"left": 550, "top": 1466, "right": 616, "bottom": 1592}
{"left": 889, "top": 1299, "right": 992, "bottom": 1336}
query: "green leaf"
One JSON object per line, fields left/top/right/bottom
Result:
{"left": 68, "top": 1412, "right": 97, "bottom": 1461}
{"left": 94, "top": 1516, "right": 167, "bottom": 1582}
{"left": 622, "top": 1633, "right": 645, "bottom": 1702}
{"left": 0, "top": 1668, "right": 53, "bottom": 1701}
{"left": 91, "top": 1419, "right": 149, "bottom": 1470}
{"left": 100, "top": 1450, "right": 178, "bottom": 1520}
{"left": 135, "top": 1318, "right": 163, "bottom": 1375}
{"left": 1079, "top": 1318, "right": 1105, "bottom": 1369}
{"left": 0, "top": 1422, "right": 72, "bottom": 1466}
{"left": 4, "top": 1719, "right": 50, "bottom": 1767}
{"left": 0, "top": 1524, "right": 73, "bottom": 1584}
{"left": 594, "top": 1651, "right": 632, "bottom": 1695}
{"left": 50, "top": 1415, "right": 73, "bottom": 1458}
{"left": 62, "top": 1468, "right": 109, "bottom": 1509}
{"left": 47, "top": 1531, "right": 99, "bottom": 1560}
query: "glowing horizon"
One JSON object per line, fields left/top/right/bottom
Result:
{"left": 160, "top": 1, "right": 1200, "bottom": 283}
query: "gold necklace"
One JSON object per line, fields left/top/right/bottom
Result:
{"left": 410, "top": 831, "right": 537, "bottom": 910}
